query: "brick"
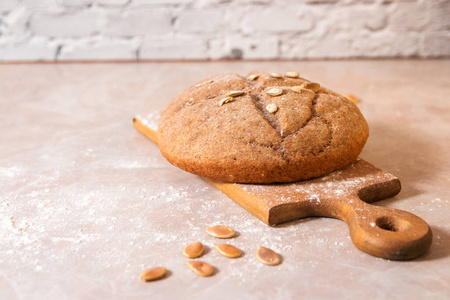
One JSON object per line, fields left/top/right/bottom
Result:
{"left": 340, "top": 0, "right": 378, "bottom": 3}
{"left": 58, "top": 39, "right": 139, "bottom": 60}
{"left": 421, "top": 32, "right": 450, "bottom": 57}
{"left": 133, "top": 0, "right": 192, "bottom": 4}
{"left": 428, "top": 0, "right": 450, "bottom": 31}
{"left": 21, "top": 0, "right": 59, "bottom": 10}
{"left": 242, "top": 6, "right": 315, "bottom": 33}
{"left": 0, "top": 37, "right": 56, "bottom": 61}
{"left": 280, "top": 35, "right": 353, "bottom": 59}
{"left": 351, "top": 32, "right": 421, "bottom": 57}
{"left": 238, "top": 0, "right": 272, "bottom": 3}
{"left": 223, "top": 5, "right": 250, "bottom": 33}
{"left": 140, "top": 38, "right": 207, "bottom": 59}
{"left": 390, "top": 2, "right": 428, "bottom": 32}
{"left": 209, "top": 35, "right": 279, "bottom": 59}
{"left": 280, "top": 38, "right": 310, "bottom": 59}
{"left": 306, "top": 37, "right": 353, "bottom": 58}
{"left": 2, "top": 6, "right": 30, "bottom": 37}
{"left": 323, "top": 6, "right": 388, "bottom": 33}
{"left": 176, "top": 9, "right": 223, "bottom": 33}
{"left": 96, "top": 0, "right": 129, "bottom": 6}
{"left": 381, "top": 0, "right": 418, "bottom": 3}
{"left": 364, "top": 9, "right": 388, "bottom": 31}
{"left": 30, "top": 10, "right": 101, "bottom": 37}
{"left": 307, "top": 0, "right": 339, "bottom": 3}
{"left": 0, "top": 0, "right": 18, "bottom": 12}
{"left": 105, "top": 8, "right": 172, "bottom": 37}
{"left": 60, "top": 0, "right": 93, "bottom": 7}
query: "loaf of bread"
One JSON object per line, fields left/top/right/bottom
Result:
{"left": 157, "top": 71, "right": 369, "bottom": 183}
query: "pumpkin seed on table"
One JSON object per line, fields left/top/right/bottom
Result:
{"left": 214, "top": 244, "right": 241, "bottom": 258}
{"left": 266, "top": 103, "right": 278, "bottom": 114}
{"left": 266, "top": 87, "right": 284, "bottom": 96}
{"left": 205, "top": 225, "right": 235, "bottom": 239}
{"left": 183, "top": 241, "right": 204, "bottom": 258}
{"left": 284, "top": 71, "right": 300, "bottom": 78}
{"left": 140, "top": 266, "right": 167, "bottom": 281}
{"left": 269, "top": 72, "right": 283, "bottom": 78}
{"left": 256, "top": 246, "right": 281, "bottom": 266}
{"left": 187, "top": 261, "right": 214, "bottom": 277}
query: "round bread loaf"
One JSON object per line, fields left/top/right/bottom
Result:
{"left": 157, "top": 71, "right": 369, "bottom": 183}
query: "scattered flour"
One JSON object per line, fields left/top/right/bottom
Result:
{"left": 1, "top": 111, "right": 447, "bottom": 298}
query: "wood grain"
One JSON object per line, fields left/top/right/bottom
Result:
{"left": 133, "top": 114, "right": 432, "bottom": 260}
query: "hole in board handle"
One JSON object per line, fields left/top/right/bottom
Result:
{"left": 375, "top": 216, "right": 411, "bottom": 232}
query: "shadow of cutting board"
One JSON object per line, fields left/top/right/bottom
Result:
{"left": 133, "top": 112, "right": 432, "bottom": 260}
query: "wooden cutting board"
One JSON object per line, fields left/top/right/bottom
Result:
{"left": 133, "top": 112, "right": 432, "bottom": 260}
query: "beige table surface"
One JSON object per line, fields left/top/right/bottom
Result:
{"left": 0, "top": 60, "right": 449, "bottom": 300}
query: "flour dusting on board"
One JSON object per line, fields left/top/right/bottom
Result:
{"left": 241, "top": 157, "right": 397, "bottom": 208}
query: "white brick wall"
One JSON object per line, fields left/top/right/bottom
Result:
{"left": 30, "top": 10, "right": 102, "bottom": 37}
{"left": 0, "top": 0, "right": 449, "bottom": 61}
{"left": 141, "top": 38, "right": 208, "bottom": 59}
{"left": 176, "top": 9, "right": 224, "bottom": 34}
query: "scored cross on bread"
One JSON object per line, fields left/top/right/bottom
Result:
{"left": 157, "top": 72, "right": 369, "bottom": 183}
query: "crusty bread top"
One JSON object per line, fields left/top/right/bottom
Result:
{"left": 157, "top": 71, "right": 369, "bottom": 183}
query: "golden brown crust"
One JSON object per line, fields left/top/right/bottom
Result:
{"left": 157, "top": 71, "right": 369, "bottom": 183}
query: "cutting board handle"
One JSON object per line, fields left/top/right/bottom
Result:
{"left": 341, "top": 195, "right": 432, "bottom": 260}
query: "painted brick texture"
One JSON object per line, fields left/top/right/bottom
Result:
{"left": 0, "top": 0, "right": 449, "bottom": 61}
